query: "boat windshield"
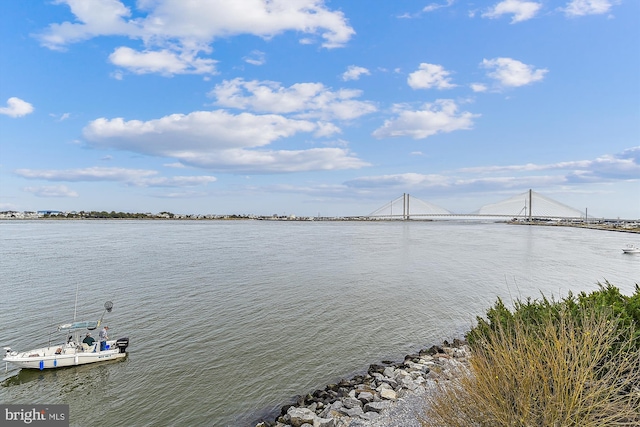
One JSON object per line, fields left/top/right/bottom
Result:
{"left": 58, "top": 321, "right": 98, "bottom": 331}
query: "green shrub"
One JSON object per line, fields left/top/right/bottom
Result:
{"left": 424, "top": 283, "right": 640, "bottom": 427}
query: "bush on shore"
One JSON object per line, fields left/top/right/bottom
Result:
{"left": 423, "top": 282, "right": 640, "bottom": 427}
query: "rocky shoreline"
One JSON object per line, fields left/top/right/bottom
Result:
{"left": 255, "top": 340, "right": 470, "bottom": 427}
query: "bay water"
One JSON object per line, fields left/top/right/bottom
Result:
{"left": 1, "top": 220, "right": 638, "bottom": 426}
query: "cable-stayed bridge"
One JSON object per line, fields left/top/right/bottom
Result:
{"left": 368, "top": 190, "right": 587, "bottom": 220}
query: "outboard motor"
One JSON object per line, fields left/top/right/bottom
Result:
{"left": 115, "top": 337, "right": 129, "bottom": 353}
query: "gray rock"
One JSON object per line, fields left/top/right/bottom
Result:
{"left": 357, "top": 391, "right": 374, "bottom": 404}
{"left": 339, "top": 405, "right": 364, "bottom": 418}
{"left": 363, "top": 401, "right": 391, "bottom": 413}
{"left": 342, "top": 397, "right": 362, "bottom": 409}
{"left": 315, "top": 417, "right": 336, "bottom": 427}
{"left": 288, "top": 407, "right": 316, "bottom": 427}
{"left": 319, "top": 400, "right": 344, "bottom": 419}
{"left": 382, "top": 367, "right": 395, "bottom": 378}
{"left": 371, "top": 372, "right": 385, "bottom": 382}
{"left": 377, "top": 376, "right": 398, "bottom": 388}
{"left": 400, "top": 378, "right": 419, "bottom": 391}
{"left": 379, "top": 388, "right": 397, "bottom": 401}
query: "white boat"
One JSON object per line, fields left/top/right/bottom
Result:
{"left": 622, "top": 244, "right": 640, "bottom": 254}
{"left": 3, "top": 301, "right": 129, "bottom": 371}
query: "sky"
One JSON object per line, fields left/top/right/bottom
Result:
{"left": 0, "top": 0, "right": 638, "bottom": 219}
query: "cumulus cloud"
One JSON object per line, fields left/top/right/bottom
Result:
{"left": 15, "top": 166, "right": 218, "bottom": 188}
{"left": 345, "top": 172, "right": 565, "bottom": 195}
{"left": 109, "top": 47, "right": 217, "bottom": 75}
{"left": 482, "top": 0, "right": 543, "bottom": 23}
{"left": 81, "top": 110, "right": 368, "bottom": 173}
{"left": 372, "top": 99, "right": 479, "bottom": 140}
{"left": 17, "top": 166, "right": 157, "bottom": 182}
{"left": 470, "top": 83, "right": 488, "bottom": 92}
{"left": 23, "top": 185, "right": 79, "bottom": 198}
{"left": 481, "top": 57, "right": 548, "bottom": 88}
{"left": 346, "top": 173, "right": 451, "bottom": 189}
{"left": 0, "top": 97, "right": 34, "bottom": 117}
{"left": 177, "top": 147, "right": 369, "bottom": 173}
{"left": 407, "top": 63, "right": 456, "bottom": 90}
{"left": 37, "top": 0, "right": 138, "bottom": 49}
{"left": 342, "top": 65, "right": 370, "bottom": 81}
{"left": 340, "top": 147, "right": 639, "bottom": 203}
{"left": 36, "top": 0, "right": 354, "bottom": 75}
{"left": 84, "top": 111, "right": 316, "bottom": 151}
{"left": 569, "top": 146, "right": 640, "bottom": 181}
{"left": 564, "top": 0, "right": 617, "bottom": 16}
{"left": 210, "top": 78, "right": 377, "bottom": 121}
{"left": 460, "top": 146, "right": 640, "bottom": 181}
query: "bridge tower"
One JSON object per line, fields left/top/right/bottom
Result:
{"left": 369, "top": 194, "right": 451, "bottom": 219}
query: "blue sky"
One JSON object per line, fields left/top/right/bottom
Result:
{"left": 1, "top": 0, "right": 638, "bottom": 218}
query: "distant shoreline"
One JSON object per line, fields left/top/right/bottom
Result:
{"left": 1, "top": 213, "right": 639, "bottom": 233}
{"left": 507, "top": 220, "right": 640, "bottom": 234}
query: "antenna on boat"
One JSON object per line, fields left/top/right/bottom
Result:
{"left": 73, "top": 283, "right": 79, "bottom": 322}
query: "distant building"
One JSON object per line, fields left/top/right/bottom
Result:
{"left": 37, "top": 210, "right": 63, "bottom": 217}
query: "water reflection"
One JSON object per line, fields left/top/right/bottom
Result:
{"left": 2, "top": 358, "right": 127, "bottom": 390}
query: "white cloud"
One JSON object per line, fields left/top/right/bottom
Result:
{"left": 342, "top": 147, "right": 639, "bottom": 200}
{"left": 81, "top": 110, "right": 368, "bottom": 173}
{"left": 481, "top": 57, "right": 548, "bottom": 88}
{"left": 83, "top": 110, "right": 317, "bottom": 152}
{"left": 372, "top": 99, "right": 479, "bottom": 140}
{"left": 138, "top": 176, "right": 218, "bottom": 187}
{"left": 0, "top": 97, "right": 34, "bottom": 117}
{"left": 37, "top": 0, "right": 138, "bottom": 50}
{"left": 564, "top": 0, "right": 616, "bottom": 16}
{"left": 37, "top": 0, "right": 355, "bottom": 75}
{"left": 164, "top": 162, "right": 187, "bottom": 168}
{"left": 346, "top": 173, "right": 451, "bottom": 189}
{"left": 244, "top": 50, "right": 266, "bottom": 66}
{"left": 16, "top": 167, "right": 158, "bottom": 182}
{"left": 470, "top": 83, "right": 488, "bottom": 92}
{"left": 423, "top": 0, "right": 455, "bottom": 13}
{"left": 460, "top": 146, "right": 640, "bottom": 181}
{"left": 50, "top": 112, "right": 71, "bottom": 121}
{"left": 109, "top": 47, "right": 217, "bottom": 75}
{"left": 15, "top": 166, "right": 218, "bottom": 188}
{"left": 345, "top": 172, "right": 557, "bottom": 194}
{"left": 482, "top": 0, "right": 543, "bottom": 23}
{"left": 23, "top": 185, "right": 79, "bottom": 198}
{"left": 314, "top": 122, "right": 342, "bottom": 138}
{"left": 342, "top": 65, "right": 370, "bottom": 81}
{"left": 177, "top": 147, "right": 369, "bottom": 173}
{"left": 210, "top": 78, "right": 377, "bottom": 120}
{"left": 407, "top": 63, "right": 456, "bottom": 90}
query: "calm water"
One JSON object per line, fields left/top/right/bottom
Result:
{"left": 1, "top": 220, "right": 638, "bottom": 426}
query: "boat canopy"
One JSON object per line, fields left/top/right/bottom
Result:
{"left": 58, "top": 321, "right": 99, "bottom": 331}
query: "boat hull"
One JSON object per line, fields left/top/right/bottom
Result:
{"left": 4, "top": 340, "right": 127, "bottom": 370}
